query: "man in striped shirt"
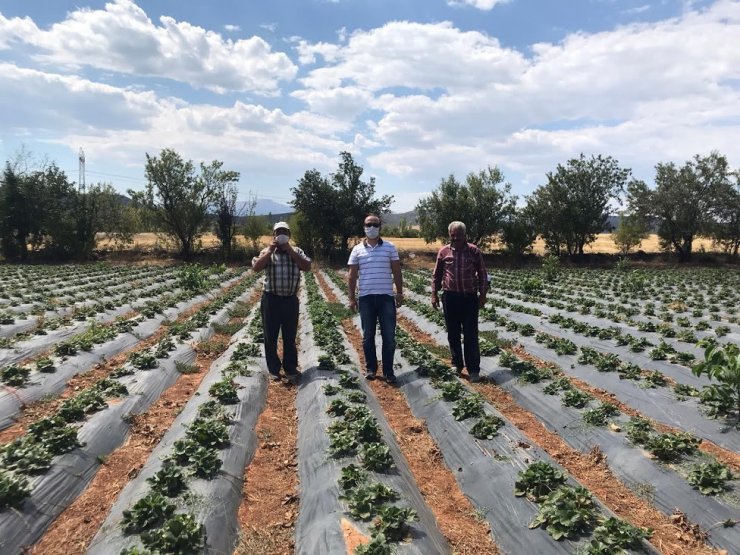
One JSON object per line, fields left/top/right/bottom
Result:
{"left": 252, "top": 221, "right": 312, "bottom": 385}
{"left": 431, "top": 221, "right": 488, "bottom": 382}
{"left": 348, "top": 214, "right": 404, "bottom": 384}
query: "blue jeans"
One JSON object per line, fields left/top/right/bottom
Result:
{"left": 358, "top": 294, "right": 396, "bottom": 377}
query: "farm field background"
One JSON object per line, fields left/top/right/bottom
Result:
{"left": 100, "top": 233, "right": 719, "bottom": 256}
{"left": 0, "top": 261, "right": 738, "bottom": 554}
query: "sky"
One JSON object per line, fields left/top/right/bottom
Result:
{"left": 0, "top": 0, "right": 738, "bottom": 213}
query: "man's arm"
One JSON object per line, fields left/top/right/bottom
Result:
{"left": 252, "top": 245, "right": 275, "bottom": 272}
{"left": 390, "top": 259, "right": 403, "bottom": 307}
{"left": 476, "top": 249, "right": 488, "bottom": 307}
{"left": 347, "top": 264, "right": 359, "bottom": 311}
{"left": 285, "top": 245, "right": 311, "bottom": 271}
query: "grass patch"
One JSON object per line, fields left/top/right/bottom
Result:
{"left": 213, "top": 322, "right": 245, "bottom": 335}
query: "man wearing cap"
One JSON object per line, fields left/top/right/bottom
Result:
{"left": 252, "top": 221, "right": 311, "bottom": 385}
{"left": 348, "top": 214, "right": 403, "bottom": 384}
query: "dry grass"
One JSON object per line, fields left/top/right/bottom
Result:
{"left": 107, "top": 232, "right": 719, "bottom": 256}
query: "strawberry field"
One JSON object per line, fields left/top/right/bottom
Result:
{"left": 0, "top": 263, "right": 738, "bottom": 555}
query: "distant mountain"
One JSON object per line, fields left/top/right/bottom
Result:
{"left": 382, "top": 210, "right": 418, "bottom": 227}
{"left": 237, "top": 198, "right": 292, "bottom": 216}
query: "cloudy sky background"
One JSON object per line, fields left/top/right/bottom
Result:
{"left": 0, "top": 0, "right": 738, "bottom": 212}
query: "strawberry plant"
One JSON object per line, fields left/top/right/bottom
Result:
{"left": 687, "top": 462, "right": 732, "bottom": 495}
{"left": 323, "top": 383, "right": 342, "bottom": 396}
{"left": 582, "top": 403, "right": 620, "bottom": 426}
{"left": 692, "top": 342, "right": 740, "bottom": 424}
{"left": 351, "top": 416, "right": 383, "bottom": 444}
{"left": 646, "top": 432, "right": 699, "bottom": 462}
{"left": 344, "top": 482, "right": 399, "bottom": 520}
{"left": 529, "top": 486, "right": 596, "bottom": 540}
{"left": 147, "top": 462, "right": 187, "bottom": 497}
{"left": 642, "top": 371, "right": 667, "bottom": 388}
{"left": 618, "top": 362, "right": 642, "bottom": 380}
{"left": 585, "top": 517, "right": 652, "bottom": 554}
{"left": 328, "top": 429, "right": 358, "bottom": 457}
{"left": 360, "top": 443, "right": 394, "bottom": 472}
{"left": 185, "top": 418, "right": 229, "bottom": 448}
{"left": 452, "top": 394, "right": 485, "bottom": 421}
{"left": 327, "top": 398, "right": 351, "bottom": 417}
{"left": 514, "top": 461, "right": 567, "bottom": 502}
{"left": 562, "top": 389, "right": 593, "bottom": 408}
{"left": 371, "top": 505, "right": 417, "bottom": 541}
{"left": 345, "top": 390, "right": 367, "bottom": 403}
{"left": 208, "top": 378, "right": 239, "bottom": 404}
{"left": 625, "top": 417, "right": 653, "bottom": 445}
{"left": 339, "top": 464, "right": 368, "bottom": 493}
{"left": 355, "top": 533, "right": 393, "bottom": 555}
{"left": 338, "top": 372, "right": 360, "bottom": 389}
{"left": 0, "top": 469, "right": 30, "bottom": 509}
{"left": 232, "top": 342, "right": 260, "bottom": 360}
{"left": 128, "top": 351, "right": 158, "bottom": 370}
{"left": 196, "top": 400, "right": 230, "bottom": 423}
{"left": 438, "top": 381, "right": 466, "bottom": 401}
{"left": 673, "top": 383, "right": 699, "bottom": 399}
{"left": 2, "top": 437, "right": 53, "bottom": 473}
{"left": 1, "top": 364, "right": 30, "bottom": 387}
{"left": 170, "top": 439, "right": 200, "bottom": 465}
{"left": 470, "top": 415, "right": 505, "bottom": 439}
{"left": 543, "top": 377, "right": 573, "bottom": 395}
{"left": 58, "top": 389, "right": 107, "bottom": 422}
{"left": 35, "top": 357, "right": 55, "bottom": 373}
{"left": 140, "top": 513, "right": 206, "bottom": 553}
{"left": 121, "top": 492, "right": 176, "bottom": 533}
{"left": 189, "top": 446, "right": 223, "bottom": 479}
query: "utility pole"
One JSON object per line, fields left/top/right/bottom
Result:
{"left": 78, "top": 148, "right": 86, "bottom": 194}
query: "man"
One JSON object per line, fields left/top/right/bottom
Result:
{"left": 431, "top": 221, "right": 488, "bottom": 383}
{"left": 348, "top": 214, "right": 403, "bottom": 384}
{"left": 252, "top": 221, "right": 311, "bottom": 385}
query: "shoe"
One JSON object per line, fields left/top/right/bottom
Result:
{"left": 364, "top": 371, "right": 377, "bottom": 381}
{"left": 287, "top": 373, "right": 302, "bottom": 385}
{"left": 384, "top": 375, "right": 397, "bottom": 385}
{"left": 269, "top": 372, "right": 281, "bottom": 382}
{"left": 469, "top": 374, "right": 482, "bottom": 383}
{"left": 451, "top": 366, "right": 462, "bottom": 376}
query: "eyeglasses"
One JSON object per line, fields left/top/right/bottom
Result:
{"left": 364, "top": 223, "right": 380, "bottom": 228}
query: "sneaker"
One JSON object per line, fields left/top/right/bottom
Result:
{"left": 269, "top": 372, "right": 282, "bottom": 382}
{"left": 451, "top": 366, "right": 462, "bottom": 376}
{"left": 364, "top": 371, "right": 377, "bottom": 380}
{"left": 287, "top": 373, "right": 302, "bottom": 385}
{"left": 384, "top": 375, "right": 397, "bottom": 385}
{"left": 469, "top": 374, "right": 482, "bottom": 383}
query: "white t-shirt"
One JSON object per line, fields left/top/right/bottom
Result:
{"left": 348, "top": 239, "right": 399, "bottom": 297}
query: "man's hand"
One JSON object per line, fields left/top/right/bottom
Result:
{"left": 268, "top": 238, "right": 279, "bottom": 253}
{"left": 395, "top": 293, "right": 404, "bottom": 308}
{"left": 349, "top": 295, "right": 357, "bottom": 312}
{"left": 478, "top": 294, "right": 487, "bottom": 308}
{"left": 431, "top": 292, "right": 439, "bottom": 310}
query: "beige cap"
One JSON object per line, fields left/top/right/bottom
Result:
{"left": 273, "top": 221, "right": 290, "bottom": 231}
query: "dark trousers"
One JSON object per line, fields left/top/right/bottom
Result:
{"left": 442, "top": 291, "right": 480, "bottom": 375}
{"left": 358, "top": 294, "right": 397, "bottom": 377}
{"left": 261, "top": 292, "right": 299, "bottom": 376}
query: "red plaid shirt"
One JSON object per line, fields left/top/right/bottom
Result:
{"left": 432, "top": 243, "right": 487, "bottom": 296}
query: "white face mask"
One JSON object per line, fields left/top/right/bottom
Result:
{"left": 364, "top": 226, "right": 380, "bottom": 239}
{"left": 275, "top": 234, "right": 290, "bottom": 245}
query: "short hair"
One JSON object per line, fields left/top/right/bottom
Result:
{"left": 448, "top": 221, "right": 466, "bottom": 234}
{"left": 364, "top": 213, "right": 381, "bottom": 224}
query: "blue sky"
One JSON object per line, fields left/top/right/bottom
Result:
{"left": 0, "top": 0, "right": 737, "bottom": 212}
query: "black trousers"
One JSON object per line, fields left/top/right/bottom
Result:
{"left": 261, "top": 292, "right": 299, "bottom": 376}
{"left": 441, "top": 291, "right": 480, "bottom": 375}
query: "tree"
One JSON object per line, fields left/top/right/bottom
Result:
{"left": 611, "top": 214, "right": 649, "bottom": 255}
{"left": 709, "top": 172, "right": 740, "bottom": 257}
{"left": 0, "top": 164, "right": 30, "bottom": 260}
{"left": 627, "top": 152, "right": 730, "bottom": 261}
{"left": 133, "top": 149, "right": 239, "bottom": 260}
{"left": 291, "top": 152, "right": 393, "bottom": 256}
{"left": 214, "top": 183, "right": 243, "bottom": 260}
{"left": 527, "top": 154, "right": 631, "bottom": 256}
{"left": 500, "top": 207, "right": 537, "bottom": 256}
{"left": 241, "top": 193, "right": 270, "bottom": 251}
{"left": 416, "top": 166, "right": 515, "bottom": 248}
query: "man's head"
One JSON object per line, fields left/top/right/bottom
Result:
{"left": 448, "top": 221, "right": 467, "bottom": 248}
{"left": 273, "top": 221, "right": 291, "bottom": 245}
{"left": 364, "top": 214, "right": 381, "bottom": 240}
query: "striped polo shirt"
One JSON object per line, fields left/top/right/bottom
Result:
{"left": 348, "top": 238, "right": 399, "bottom": 297}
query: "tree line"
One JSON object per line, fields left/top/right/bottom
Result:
{"left": 1, "top": 149, "right": 738, "bottom": 262}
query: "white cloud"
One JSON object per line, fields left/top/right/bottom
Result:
{"left": 623, "top": 4, "right": 651, "bottom": 14}
{"left": 0, "top": 0, "right": 297, "bottom": 94}
{"left": 223, "top": 24, "right": 241, "bottom": 32}
{"left": 446, "top": 0, "right": 511, "bottom": 10}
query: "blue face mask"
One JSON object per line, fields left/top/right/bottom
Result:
{"left": 364, "top": 226, "right": 380, "bottom": 239}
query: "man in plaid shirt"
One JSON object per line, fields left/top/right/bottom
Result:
{"left": 431, "top": 221, "right": 488, "bottom": 382}
{"left": 252, "top": 221, "right": 311, "bottom": 385}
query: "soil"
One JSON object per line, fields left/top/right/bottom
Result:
{"left": 315, "top": 271, "right": 499, "bottom": 555}
{"left": 398, "top": 315, "right": 718, "bottom": 555}
{"left": 26, "top": 293, "right": 257, "bottom": 554}
{"left": 234, "top": 339, "right": 300, "bottom": 555}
